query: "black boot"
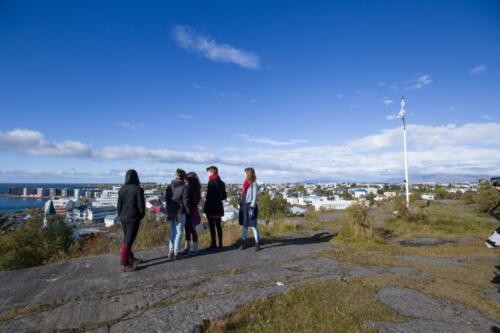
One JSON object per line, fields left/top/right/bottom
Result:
{"left": 255, "top": 241, "right": 260, "bottom": 252}
{"left": 239, "top": 239, "right": 247, "bottom": 250}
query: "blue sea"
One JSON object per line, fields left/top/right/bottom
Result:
{"left": 0, "top": 183, "right": 99, "bottom": 214}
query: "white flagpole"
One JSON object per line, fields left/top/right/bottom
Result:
{"left": 399, "top": 97, "right": 410, "bottom": 208}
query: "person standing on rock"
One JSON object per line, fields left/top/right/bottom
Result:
{"left": 165, "top": 169, "right": 191, "bottom": 259}
{"left": 203, "top": 166, "right": 227, "bottom": 250}
{"left": 117, "top": 169, "right": 146, "bottom": 272}
{"left": 239, "top": 167, "right": 260, "bottom": 251}
{"left": 183, "top": 171, "right": 201, "bottom": 255}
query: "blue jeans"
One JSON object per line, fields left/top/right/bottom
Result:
{"left": 169, "top": 214, "right": 186, "bottom": 254}
{"left": 242, "top": 226, "right": 260, "bottom": 243}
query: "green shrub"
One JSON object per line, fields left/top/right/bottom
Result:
{"left": 338, "top": 204, "right": 374, "bottom": 240}
{"left": 392, "top": 196, "right": 428, "bottom": 224}
{"left": 0, "top": 213, "right": 75, "bottom": 270}
{"left": 475, "top": 181, "right": 500, "bottom": 214}
{"left": 258, "top": 192, "right": 290, "bottom": 220}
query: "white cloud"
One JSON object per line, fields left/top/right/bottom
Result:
{"left": 348, "top": 105, "right": 358, "bottom": 109}
{"left": 383, "top": 96, "right": 394, "bottom": 106}
{"left": 1, "top": 123, "right": 499, "bottom": 182}
{"left": 116, "top": 121, "right": 144, "bottom": 130}
{"left": 0, "top": 129, "right": 91, "bottom": 157}
{"left": 236, "top": 134, "right": 309, "bottom": 146}
{"left": 470, "top": 64, "right": 487, "bottom": 75}
{"left": 94, "top": 145, "right": 216, "bottom": 164}
{"left": 337, "top": 94, "right": 344, "bottom": 99}
{"left": 482, "top": 114, "right": 493, "bottom": 120}
{"left": 405, "top": 74, "right": 432, "bottom": 90}
{"left": 172, "top": 25, "right": 260, "bottom": 69}
{"left": 179, "top": 114, "right": 193, "bottom": 120}
{"left": 386, "top": 114, "right": 399, "bottom": 120}
{"left": 250, "top": 99, "right": 256, "bottom": 103}
{"left": 192, "top": 83, "right": 202, "bottom": 89}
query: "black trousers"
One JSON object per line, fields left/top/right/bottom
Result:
{"left": 208, "top": 218, "right": 222, "bottom": 247}
{"left": 122, "top": 220, "right": 140, "bottom": 247}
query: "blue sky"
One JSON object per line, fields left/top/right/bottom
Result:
{"left": 0, "top": 0, "right": 499, "bottom": 183}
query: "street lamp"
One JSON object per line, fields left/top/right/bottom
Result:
{"left": 399, "top": 96, "right": 410, "bottom": 208}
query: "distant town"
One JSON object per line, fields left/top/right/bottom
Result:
{"left": 1, "top": 181, "right": 481, "bottom": 231}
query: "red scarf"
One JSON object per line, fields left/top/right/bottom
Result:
{"left": 209, "top": 173, "right": 220, "bottom": 181}
{"left": 242, "top": 178, "right": 249, "bottom": 198}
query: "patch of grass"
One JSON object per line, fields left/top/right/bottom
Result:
{"left": 207, "top": 279, "right": 405, "bottom": 333}
{"left": 328, "top": 201, "right": 500, "bottom": 322}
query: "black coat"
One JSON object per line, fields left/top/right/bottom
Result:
{"left": 165, "top": 179, "right": 191, "bottom": 220}
{"left": 203, "top": 177, "right": 227, "bottom": 218}
{"left": 117, "top": 171, "right": 146, "bottom": 222}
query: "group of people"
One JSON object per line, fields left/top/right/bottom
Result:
{"left": 116, "top": 166, "right": 260, "bottom": 272}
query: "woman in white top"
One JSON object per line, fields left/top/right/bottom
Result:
{"left": 238, "top": 167, "right": 260, "bottom": 251}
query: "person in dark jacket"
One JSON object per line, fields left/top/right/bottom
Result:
{"left": 203, "top": 166, "right": 227, "bottom": 249}
{"left": 165, "top": 169, "right": 191, "bottom": 259}
{"left": 117, "top": 169, "right": 146, "bottom": 272}
{"left": 183, "top": 172, "right": 201, "bottom": 255}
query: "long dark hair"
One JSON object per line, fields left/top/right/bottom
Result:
{"left": 186, "top": 172, "right": 201, "bottom": 192}
{"left": 124, "top": 169, "right": 140, "bottom": 185}
{"left": 176, "top": 168, "right": 187, "bottom": 180}
{"left": 186, "top": 172, "right": 201, "bottom": 202}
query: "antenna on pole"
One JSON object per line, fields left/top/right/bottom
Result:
{"left": 399, "top": 96, "right": 410, "bottom": 208}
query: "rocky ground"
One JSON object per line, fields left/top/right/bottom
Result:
{"left": 0, "top": 231, "right": 498, "bottom": 333}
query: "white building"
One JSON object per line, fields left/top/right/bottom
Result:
{"left": 104, "top": 214, "right": 119, "bottom": 227}
{"left": 354, "top": 189, "right": 367, "bottom": 198}
{"left": 314, "top": 199, "right": 355, "bottom": 211}
{"left": 290, "top": 206, "right": 307, "bottom": 215}
{"left": 383, "top": 192, "right": 397, "bottom": 199}
{"left": 222, "top": 205, "right": 238, "bottom": 222}
{"left": 94, "top": 188, "right": 119, "bottom": 207}
{"left": 86, "top": 206, "right": 117, "bottom": 224}
{"left": 421, "top": 193, "right": 435, "bottom": 200}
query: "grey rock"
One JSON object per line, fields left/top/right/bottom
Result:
{"left": 395, "top": 255, "right": 463, "bottom": 267}
{"left": 370, "top": 286, "right": 500, "bottom": 333}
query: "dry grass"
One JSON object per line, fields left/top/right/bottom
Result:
{"left": 207, "top": 201, "right": 500, "bottom": 331}
{"left": 207, "top": 278, "right": 405, "bottom": 333}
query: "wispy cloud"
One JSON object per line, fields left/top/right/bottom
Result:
{"left": 337, "top": 94, "right": 344, "bottom": 99}
{"left": 115, "top": 121, "right": 145, "bottom": 130}
{"left": 172, "top": 25, "right": 260, "bottom": 70}
{"left": 385, "top": 114, "right": 399, "bottom": 120}
{"left": 405, "top": 74, "right": 432, "bottom": 90}
{"left": 236, "top": 134, "right": 308, "bottom": 146}
{"left": 1, "top": 123, "right": 500, "bottom": 182}
{"left": 482, "top": 114, "right": 493, "bottom": 120}
{"left": 382, "top": 96, "right": 394, "bottom": 106}
{"left": 179, "top": 114, "right": 193, "bottom": 120}
{"left": 470, "top": 64, "right": 487, "bottom": 75}
{"left": 448, "top": 106, "right": 456, "bottom": 111}
{"left": 250, "top": 99, "right": 256, "bottom": 103}
{"left": 191, "top": 83, "right": 202, "bottom": 89}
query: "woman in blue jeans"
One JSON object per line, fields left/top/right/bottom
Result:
{"left": 165, "top": 169, "right": 191, "bottom": 259}
{"left": 239, "top": 167, "right": 260, "bottom": 251}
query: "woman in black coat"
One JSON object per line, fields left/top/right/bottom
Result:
{"left": 203, "top": 166, "right": 227, "bottom": 249}
{"left": 117, "top": 169, "right": 146, "bottom": 272}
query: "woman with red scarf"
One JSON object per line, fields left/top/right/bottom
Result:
{"left": 238, "top": 167, "right": 260, "bottom": 251}
{"left": 203, "top": 166, "right": 227, "bottom": 249}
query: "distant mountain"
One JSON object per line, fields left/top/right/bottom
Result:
{"left": 300, "top": 174, "right": 494, "bottom": 184}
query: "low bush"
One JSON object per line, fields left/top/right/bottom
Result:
{"left": 338, "top": 204, "right": 374, "bottom": 241}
